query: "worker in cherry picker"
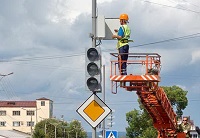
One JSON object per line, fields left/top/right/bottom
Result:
{"left": 112, "top": 13, "right": 132, "bottom": 75}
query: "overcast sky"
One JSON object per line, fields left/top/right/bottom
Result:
{"left": 0, "top": 0, "right": 200, "bottom": 132}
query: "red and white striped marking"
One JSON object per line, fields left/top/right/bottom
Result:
{"left": 110, "top": 75, "right": 159, "bottom": 81}
{"left": 110, "top": 75, "right": 126, "bottom": 81}
{"left": 141, "top": 75, "right": 158, "bottom": 81}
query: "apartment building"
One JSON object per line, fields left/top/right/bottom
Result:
{"left": 0, "top": 97, "right": 53, "bottom": 134}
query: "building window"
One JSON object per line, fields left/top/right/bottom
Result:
{"left": 0, "top": 110, "right": 6, "bottom": 116}
{"left": 13, "top": 121, "right": 20, "bottom": 127}
{"left": 41, "top": 101, "right": 45, "bottom": 106}
{"left": 27, "top": 121, "right": 34, "bottom": 127}
{"left": 0, "top": 121, "right": 6, "bottom": 127}
{"left": 27, "top": 110, "right": 35, "bottom": 116}
{"left": 7, "top": 102, "right": 15, "bottom": 105}
{"left": 13, "top": 111, "right": 20, "bottom": 116}
{"left": 192, "top": 134, "right": 197, "bottom": 138}
{"left": 50, "top": 103, "right": 53, "bottom": 118}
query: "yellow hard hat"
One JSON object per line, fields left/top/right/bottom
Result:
{"left": 119, "top": 13, "right": 129, "bottom": 20}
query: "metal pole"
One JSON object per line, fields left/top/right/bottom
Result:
{"left": 92, "top": 127, "right": 96, "bottom": 138}
{"left": 36, "top": 108, "right": 38, "bottom": 123}
{"left": 61, "top": 115, "right": 64, "bottom": 138}
{"left": 102, "top": 65, "right": 106, "bottom": 138}
{"left": 92, "top": 0, "right": 96, "bottom": 48}
{"left": 64, "top": 128, "right": 65, "bottom": 138}
{"left": 92, "top": 0, "right": 97, "bottom": 137}
{"left": 31, "top": 115, "right": 33, "bottom": 138}
{"left": 45, "top": 123, "right": 46, "bottom": 135}
{"left": 55, "top": 125, "right": 56, "bottom": 138}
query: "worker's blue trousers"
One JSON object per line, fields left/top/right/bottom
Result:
{"left": 118, "top": 45, "right": 129, "bottom": 75}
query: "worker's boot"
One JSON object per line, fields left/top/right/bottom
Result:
{"left": 121, "top": 69, "right": 127, "bottom": 75}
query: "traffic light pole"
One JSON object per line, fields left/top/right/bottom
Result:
{"left": 102, "top": 65, "right": 106, "bottom": 138}
{"left": 92, "top": 0, "right": 97, "bottom": 48}
{"left": 92, "top": 0, "right": 97, "bottom": 138}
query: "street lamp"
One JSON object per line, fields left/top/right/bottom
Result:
{"left": 73, "top": 125, "right": 80, "bottom": 138}
{"left": 52, "top": 123, "right": 57, "bottom": 138}
{"left": 21, "top": 107, "right": 41, "bottom": 137}
{"left": 49, "top": 122, "right": 62, "bottom": 138}
{"left": 0, "top": 72, "right": 13, "bottom": 81}
{"left": 39, "top": 117, "right": 48, "bottom": 136}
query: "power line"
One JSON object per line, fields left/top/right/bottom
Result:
{"left": 166, "top": 0, "right": 194, "bottom": 12}
{"left": 104, "top": 32, "right": 200, "bottom": 51}
{"left": 0, "top": 53, "right": 83, "bottom": 62}
{"left": 0, "top": 32, "right": 200, "bottom": 63}
{"left": 53, "top": 99, "right": 200, "bottom": 106}
{"left": 183, "top": 0, "right": 200, "bottom": 9}
{"left": 6, "top": 62, "right": 84, "bottom": 71}
{"left": 143, "top": 0, "right": 200, "bottom": 14}
{"left": 130, "top": 32, "right": 200, "bottom": 48}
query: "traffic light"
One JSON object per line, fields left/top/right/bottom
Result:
{"left": 85, "top": 47, "right": 102, "bottom": 92}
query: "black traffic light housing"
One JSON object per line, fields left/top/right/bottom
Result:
{"left": 85, "top": 47, "right": 102, "bottom": 92}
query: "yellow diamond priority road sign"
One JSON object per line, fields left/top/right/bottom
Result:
{"left": 76, "top": 94, "right": 111, "bottom": 128}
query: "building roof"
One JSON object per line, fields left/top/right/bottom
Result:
{"left": 0, "top": 101, "right": 36, "bottom": 108}
{"left": 36, "top": 97, "right": 51, "bottom": 101}
{"left": 0, "top": 130, "right": 31, "bottom": 138}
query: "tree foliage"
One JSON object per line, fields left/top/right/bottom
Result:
{"left": 126, "top": 85, "right": 188, "bottom": 138}
{"left": 33, "top": 119, "right": 87, "bottom": 138}
{"left": 162, "top": 85, "right": 188, "bottom": 118}
{"left": 66, "top": 119, "right": 87, "bottom": 138}
{"left": 126, "top": 109, "right": 157, "bottom": 138}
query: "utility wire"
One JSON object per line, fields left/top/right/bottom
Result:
{"left": 143, "top": 0, "right": 200, "bottom": 14}
{"left": 0, "top": 32, "right": 200, "bottom": 63}
{"left": 0, "top": 78, "right": 16, "bottom": 100}
{"left": 182, "top": 0, "right": 200, "bottom": 9}
{"left": 0, "top": 53, "right": 83, "bottom": 62}
{"left": 53, "top": 99, "right": 200, "bottom": 105}
{"left": 104, "top": 32, "right": 200, "bottom": 52}
{"left": 166, "top": 0, "right": 193, "bottom": 12}
{"left": 130, "top": 32, "right": 200, "bottom": 48}
{"left": 2, "top": 32, "right": 198, "bottom": 75}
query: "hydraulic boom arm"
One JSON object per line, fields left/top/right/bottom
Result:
{"left": 110, "top": 53, "right": 186, "bottom": 138}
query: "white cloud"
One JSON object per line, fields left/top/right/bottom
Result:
{"left": 47, "top": 0, "right": 92, "bottom": 23}
{"left": 1, "top": 0, "right": 200, "bottom": 132}
{"left": 190, "top": 50, "right": 200, "bottom": 64}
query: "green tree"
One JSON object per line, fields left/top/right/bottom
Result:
{"left": 33, "top": 119, "right": 87, "bottom": 138}
{"left": 126, "top": 85, "right": 188, "bottom": 138}
{"left": 162, "top": 85, "right": 188, "bottom": 118}
{"left": 126, "top": 109, "right": 157, "bottom": 138}
{"left": 66, "top": 120, "right": 87, "bottom": 138}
